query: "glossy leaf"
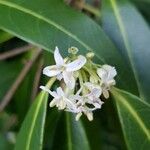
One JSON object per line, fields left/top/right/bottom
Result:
{"left": 15, "top": 78, "right": 56, "bottom": 150}
{"left": 0, "top": 0, "right": 138, "bottom": 94}
{"left": 0, "top": 30, "right": 13, "bottom": 43}
{"left": 51, "top": 113, "right": 90, "bottom": 150}
{"left": 102, "top": 0, "right": 150, "bottom": 102}
{"left": 112, "top": 88, "right": 150, "bottom": 150}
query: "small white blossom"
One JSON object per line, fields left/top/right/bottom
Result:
{"left": 40, "top": 46, "right": 117, "bottom": 121}
{"left": 40, "top": 86, "right": 74, "bottom": 110}
{"left": 84, "top": 82, "right": 104, "bottom": 108}
{"left": 97, "top": 65, "right": 117, "bottom": 98}
{"left": 43, "top": 47, "right": 86, "bottom": 89}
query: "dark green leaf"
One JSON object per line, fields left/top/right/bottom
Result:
{"left": 112, "top": 88, "right": 150, "bottom": 150}
{"left": 15, "top": 91, "right": 48, "bottom": 150}
{"left": 51, "top": 112, "right": 90, "bottom": 150}
{"left": 0, "top": 0, "right": 138, "bottom": 94}
{"left": 15, "top": 78, "right": 56, "bottom": 150}
{"left": 0, "top": 60, "right": 22, "bottom": 100}
{"left": 0, "top": 30, "right": 13, "bottom": 43}
{"left": 102, "top": 0, "right": 150, "bottom": 102}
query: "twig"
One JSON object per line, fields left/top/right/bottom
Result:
{"left": 31, "top": 57, "right": 44, "bottom": 101}
{"left": 0, "top": 48, "right": 42, "bottom": 112}
{"left": 0, "top": 44, "right": 34, "bottom": 60}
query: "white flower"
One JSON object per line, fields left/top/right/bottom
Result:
{"left": 97, "top": 65, "right": 117, "bottom": 98}
{"left": 84, "top": 82, "right": 104, "bottom": 108}
{"left": 66, "top": 84, "right": 103, "bottom": 121}
{"left": 43, "top": 47, "right": 86, "bottom": 89}
{"left": 40, "top": 86, "right": 74, "bottom": 110}
{"left": 67, "top": 104, "right": 94, "bottom": 121}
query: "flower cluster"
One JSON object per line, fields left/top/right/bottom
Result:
{"left": 40, "top": 47, "right": 117, "bottom": 121}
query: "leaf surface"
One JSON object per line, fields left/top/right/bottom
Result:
{"left": 15, "top": 78, "right": 56, "bottom": 150}
{"left": 112, "top": 88, "right": 150, "bottom": 150}
{"left": 102, "top": 0, "right": 150, "bottom": 102}
{"left": 0, "top": 0, "right": 138, "bottom": 94}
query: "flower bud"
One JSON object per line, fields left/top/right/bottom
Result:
{"left": 86, "top": 52, "right": 95, "bottom": 59}
{"left": 68, "top": 47, "right": 79, "bottom": 54}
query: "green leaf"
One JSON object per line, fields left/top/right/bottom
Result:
{"left": 51, "top": 113, "right": 90, "bottom": 150}
{"left": 0, "top": 60, "right": 22, "bottom": 100}
{"left": 0, "top": 30, "right": 13, "bottom": 43}
{"left": 102, "top": 0, "right": 150, "bottom": 102}
{"left": 112, "top": 88, "right": 150, "bottom": 150}
{"left": 15, "top": 92, "right": 48, "bottom": 150}
{"left": 15, "top": 78, "right": 56, "bottom": 150}
{"left": 0, "top": 0, "right": 138, "bottom": 94}
{"left": 65, "top": 113, "right": 90, "bottom": 150}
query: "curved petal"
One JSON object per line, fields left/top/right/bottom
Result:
{"left": 63, "top": 71, "right": 75, "bottom": 89}
{"left": 97, "top": 68, "right": 108, "bottom": 80}
{"left": 66, "top": 55, "right": 86, "bottom": 72}
{"left": 56, "top": 73, "right": 63, "bottom": 80}
{"left": 56, "top": 87, "right": 65, "bottom": 97}
{"left": 43, "top": 65, "right": 61, "bottom": 77}
{"left": 54, "top": 46, "right": 64, "bottom": 65}
{"left": 103, "top": 65, "right": 117, "bottom": 79}
{"left": 49, "top": 99, "right": 57, "bottom": 107}
{"left": 40, "top": 86, "right": 58, "bottom": 98}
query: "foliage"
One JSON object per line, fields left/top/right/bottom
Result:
{"left": 0, "top": 0, "right": 150, "bottom": 150}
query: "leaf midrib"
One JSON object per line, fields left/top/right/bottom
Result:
{"left": 110, "top": 0, "right": 142, "bottom": 98}
{"left": 0, "top": 0, "right": 105, "bottom": 62}
{"left": 25, "top": 92, "right": 47, "bottom": 150}
{"left": 113, "top": 89, "right": 150, "bottom": 141}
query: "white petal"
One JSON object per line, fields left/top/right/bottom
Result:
{"left": 66, "top": 55, "right": 86, "bottom": 72}
{"left": 49, "top": 99, "right": 57, "bottom": 107}
{"left": 94, "top": 100, "right": 104, "bottom": 108}
{"left": 56, "top": 87, "right": 65, "bottom": 97}
{"left": 54, "top": 46, "right": 64, "bottom": 65}
{"left": 97, "top": 68, "right": 108, "bottom": 81}
{"left": 86, "top": 112, "right": 93, "bottom": 121}
{"left": 40, "top": 86, "right": 57, "bottom": 97}
{"left": 63, "top": 71, "right": 75, "bottom": 89}
{"left": 93, "top": 103, "right": 101, "bottom": 108}
{"left": 103, "top": 89, "right": 109, "bottom": 99}
{"left": 56, "top": 73, "right": 63, "bottom": 80}
{"left": 76, "top": 113, "right": 82, "bottom": 121}
{"left": 43, "top": 65, "right": 61, "bottom": 77}
{"left": 91, "top": 88, "right": 101, "bottom": 98}
{"left": 85, "top": 82, "right": 101, "bottom": 91}
{"left": 58, "top": 100, "right": 66, "bottom": 110}
{"left": 103, "top": 65, "right": 117, "bottom": 79}
{"left": 107, "top": 79, "right": 116, "bottom": 86}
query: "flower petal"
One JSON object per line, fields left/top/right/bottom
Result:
{"left": 56, "top": 87, "right": 65, "bottom": 97}
{"left": 56, "top": 73, "right": 63, "bottom": 80}
{"left": 43, "top": 65, "right": 61, "bottom": 77}
{"left": 86, "top": 112, "right": 93, "bottom": 121}
{"left": 40, "top": 86, "right": 58, "bottom": 98}
{"left": 103, "top": 89, "right": 109, "bottom": 99}
{"left": 66, "top": 55, "right": 86, "bottom": 72}
{"left": 97, "top": 68, "right": 108, "bottom": 81}
{"left": 103, "top": 65, "right": 117, "bottom": 79}
{"left": 75, "top": 113, "right": 82, "bottom": 121}
{"left": 49, "top": 99, "right": 57, "bottom": 107}
{"left": 54, "top": 46, "right": 64, "bottom": 65}
{"left": 63, "top": 71, "right": 75, "bottom": 89}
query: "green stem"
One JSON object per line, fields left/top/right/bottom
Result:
{"left": 46, "top": 77, "right": 56, "bottom": 89}
{"left": 83, "top": 66, "right": 100, "bottom": 82}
